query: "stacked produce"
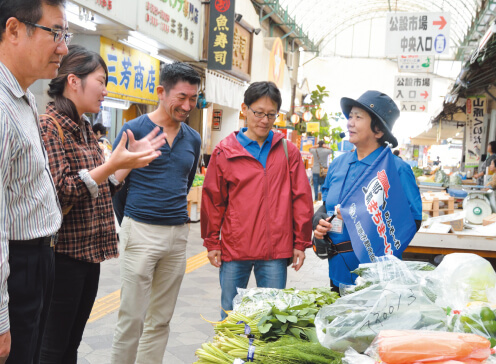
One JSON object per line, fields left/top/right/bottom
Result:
{"left": 195, "top": 254, "right": 496, "bottom": 363}
{"left": 192, "top": 174, "right": 205, "bottom": 187}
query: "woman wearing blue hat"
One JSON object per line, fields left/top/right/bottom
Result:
{"left": 312, "top": 90, "right": 422, "bottom": 291}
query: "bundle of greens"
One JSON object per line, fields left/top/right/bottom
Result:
{"left": 194, "top": 329, "right": 343, "bottom": 364}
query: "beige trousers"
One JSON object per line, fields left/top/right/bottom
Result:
{"left": 111, "top": 217, "right": 189, "bottom": 364}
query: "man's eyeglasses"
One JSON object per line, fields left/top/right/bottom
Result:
{"left": 20, "top": 20, "right": 73, "bottom": 45}
{"left": 248, "top": 106, "right": 279, "bottom": 121}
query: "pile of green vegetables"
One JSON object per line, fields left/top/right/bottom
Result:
{"left": 193, "top": 174, "right": 205, "bottom": 187}
{"left": 194, "top": 288, "right": 342, "bottom": 364}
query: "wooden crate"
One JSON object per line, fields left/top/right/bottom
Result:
{"left": 483, "top": 213, "right": 496, "bottom": 226}
{"left": 187, "top": 186, "right": 202, "bottom": 222}
{"left": 422, "top": 191, "right": 454, "bottom": 217}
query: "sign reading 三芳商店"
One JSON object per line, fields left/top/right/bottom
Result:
{"left": 386, "top": 12, "right": 451, "bottom": 55}
{"left": 394, "top": 75, "right": 432, "bottom": 102}
{"left": 100, "top": 37, "right": 160, "bottom": 105}
{"left": 139, "top": 0, "right": 201, "bottom": 61}
{"left": 207, "top": 0, "right": 235, "bottom": 70}
{"left": 465, "top": 96, "right": 486, "bottom": 168}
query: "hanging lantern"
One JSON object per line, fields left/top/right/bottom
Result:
{"left": 302, "top": 111, "right": 312, "bottom": 122}
{"left": 315, "top": 108, "right": 324, "bottom": 120}
{"left": 291, "top": 114, "right": 300, "bottom": 124}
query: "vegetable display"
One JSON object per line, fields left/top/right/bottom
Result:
{"left": 195, "top": 254, "right": 496, "bottom": 363}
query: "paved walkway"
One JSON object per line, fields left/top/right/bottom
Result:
{"left": 78, "top": 209, "right": 329, "bottom": 363}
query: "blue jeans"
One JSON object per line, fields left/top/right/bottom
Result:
{"left": 219, "top": 259, "right": 288, "bottom": 319}
{"left": 313, "top": 173, "right": 326, "bottom": 200}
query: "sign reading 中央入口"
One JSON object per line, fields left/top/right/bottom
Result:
{"left": 138, "top": 0, "right": 201, "bottom": 61}
{"left": 465, "top": 96, "right": 486, "bottom": 168}
{"left": 394, "top": 75, "right": 432, "bottom": 102}
{"left": 100, "top": 36, "right": 160, "bottom": 105}
{"left": 397, "top": 55, "right": 434, "bottom": 73}
{"left": 340, "top": 148, "right": 417, "bottom": 263}
{"left": 207, "top": 0, "right": 235, "bottom": 70}
{"left": 386, "top": 12, "right": 451, "bottom": 55}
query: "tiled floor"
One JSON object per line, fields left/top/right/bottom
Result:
{"left": 78, "top": 210, "right": 330, "bottom": 363}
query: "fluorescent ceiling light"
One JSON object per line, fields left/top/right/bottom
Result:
{"left": 118, "top": 38, "right": 158, "bottom": 56}
{"left": 66, "top": 10, "right": 96, "bottom": 31}
{"left": 102, "top": 97, "right": 130, "bottom": 110}
{"left": 150, "top": 52, "right": 174, "bottom": 64}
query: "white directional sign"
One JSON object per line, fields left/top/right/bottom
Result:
{"left": 400, "top": 101, "right": 428, "bottom": 113}
{"left": 386, "top": 12, "right": 451, "bottom": 55}
{"left": 394, "top": 75, "right": 433, "bottom": 102}
{"left": 397, "top": 55, "right": 434, "bottom": 73}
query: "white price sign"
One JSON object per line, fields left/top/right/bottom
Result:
{"left": 386, "top": 12, "right": 450, "bottom": 55}
{"left": 394, "top": 75, "right": 432, "bottom": 102}
{"left": 397, "top": 55, "right": 434, "bottom": 73}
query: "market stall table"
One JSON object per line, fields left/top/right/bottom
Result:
{"left": 407, "top": 231, "right": 496, "bottom": 258}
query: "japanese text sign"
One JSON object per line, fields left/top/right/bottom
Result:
{"left": 71, "top": 0, "right": 136, "bottom": 28}
{"left": 397, "top": 55, "right": 434, "bottom": 73}
{"left": 207, "top": 0, "right": 235, "bottom": 70}
{"left": 231, "top": 23, "right": 252, "bottom": 78}
{"left": 138, "top": 0, "right": 201, "bottom": 61}
{"left": 465, "top": 96, "right": 486, "bottom": 168}
{"left": 100, "top": 36, "right": 160, "bottom": 105}
{"left": 340, "top": 148, "right": 417, "bottom": 263}
{"left": 394, "top": 75, "right": 432, "bottom": 102}
{"left": 386, "top": 12, "right": 451, "bottom": 55}
{"left": 400, "top": 101, "right": 428, "bottom": 113}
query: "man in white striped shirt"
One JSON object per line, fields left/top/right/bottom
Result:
{"left": 0, "top": 0, "right": 69, "bottom": 362}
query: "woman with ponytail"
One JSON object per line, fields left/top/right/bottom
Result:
{"left": 39, "top": 44, "right": 166, "bottom": 363}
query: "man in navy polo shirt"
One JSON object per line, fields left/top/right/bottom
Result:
{"left": 111, "top": 62, "right": 201, "bottom": 364}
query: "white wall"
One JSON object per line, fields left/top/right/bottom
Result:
{"left": 209, "top": 105, "right": 240, "bottom": 150}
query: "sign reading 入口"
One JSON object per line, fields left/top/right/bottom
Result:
{"left": 207, "top": 0, "right": 235, "bottom": 70}
{"left": 394, "top": 75, "right": 432, "bottom": 102}
{"left": 400, "top": 101, "right": 428, "bottom": 113}
{"left": 465, "top": 96, "right": 486, "bottom": 168}
{"left": 386, "top": 12, "right": 451, "bottom": 55}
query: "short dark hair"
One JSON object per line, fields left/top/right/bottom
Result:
{"left": 244, "top": 81, "right": 282, "bottom": 111}
{"left": 369, "top": 113, "right": 390, "bottom": 147}
{"left": 48, "top": 44, "right": 108, "bottom": 123}
{"left": 393, "top": 149, "right": 400, "bottom": 156}
{"left": 92, "top": 123, "right": 106, "bottom": 135}
{"left": 318, "top": 140, "right": 325, "bottom": 147}
{"left": 489, "top": 141, "right": 496, "bottom": 154}
{"left": 159, "top": 62, "right": 201, "bottom": 93}
{"left": 0, "top": 0, "right": 66, "bottom": 41}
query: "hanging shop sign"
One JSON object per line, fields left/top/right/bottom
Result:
{"left": 394, "top": 75, "right": 432, "bottom": 102}
{"left": 138, "top": 0, "right": 201, "bottom": 61}
{"left": 268, "top": 37, "right": 285, "bottom": 88}
{"left": 228, "top": 22, "right": 252, "bottom": 81}
{"left": 306, "top": 122, "right": 320, "bottom": 133}
{"left": 207, "top": 0, "right": 236, "bottom": 70}
{"left": 100, "top": 36, "right": 160, "bottom": 105}
{"left": 71, "top": 0, "right": 137, "bottom": 28}
{"left": 386, "top": 12, "right": 451, "bottom": 55}
{"left": 212, "top": 109, "right": 223, "bottom": 131}
{"left": 465, "top": 96, "right": 486, "bottom": 168}
{"left": 400, "top": 101, "right": 428, "bottom": 113}
{"left": 397, "top": 55, "right": 434, "bottom": 73}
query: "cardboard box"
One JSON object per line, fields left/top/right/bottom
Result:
{"left": 441, "top": 218, "right": 464, "bottom": 231}
{"left": 483, "top": 213, "right": 496, "bottom": 226}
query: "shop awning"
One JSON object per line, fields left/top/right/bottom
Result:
{"left": 410, "top": 120, "right": 465, "bottom": 145}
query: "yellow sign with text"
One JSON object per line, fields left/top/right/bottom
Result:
{"left": 306, "top": 122, "right": 320, "bottom": 133}
{"left": 100, "top": 37, "right": 160, "bottom": 105}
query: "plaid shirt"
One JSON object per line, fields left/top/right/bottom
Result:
{"left": 40, "top": 102, "right": 119, "bottom": 263}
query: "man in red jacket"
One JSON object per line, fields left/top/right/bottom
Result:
{"left": 201, "top": 81, "right": 313, "bottom": 319}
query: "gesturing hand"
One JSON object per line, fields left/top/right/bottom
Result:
{"left": 110, "top": 131, "right": 163, "bottom": 170}
{"left": 127, "top": 126, "right": 167, "bottom": 153}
